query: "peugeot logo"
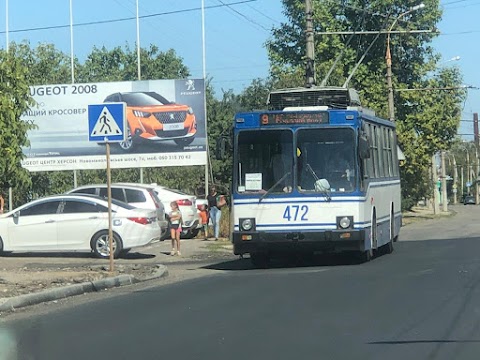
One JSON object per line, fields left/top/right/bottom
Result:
{"left": 186, "top": 79, "right": 195, "bottom": 91}
{"left": 169, "top": 113, "right": 175, "bottom": 120}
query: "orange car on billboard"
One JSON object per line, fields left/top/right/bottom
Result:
{"left": 103, "top": 92, "right": 197, "bottom": 151}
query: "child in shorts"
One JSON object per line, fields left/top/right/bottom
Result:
{"left": 199, "top": 204, "right": 209, "bottom": 240}
{"left": 169, "top": 201, "right": 182, "bottom": 256}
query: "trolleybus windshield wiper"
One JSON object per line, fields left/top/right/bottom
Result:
{"left": 305, "top": 163, "right": 331, "bottom": 202}
{"left": 259, "top": 172, "right": 291, "bottom": 203}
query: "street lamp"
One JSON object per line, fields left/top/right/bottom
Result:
{"left": 386, "top": 3, "right": 425, "bottom": 122}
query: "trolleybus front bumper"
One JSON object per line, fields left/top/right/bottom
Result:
{"left": 233, "top": 229, "right": 365, "bottom": 255}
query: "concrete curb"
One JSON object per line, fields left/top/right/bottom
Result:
{"left": 0, "top": 264, "right": 168, "bottom": 313}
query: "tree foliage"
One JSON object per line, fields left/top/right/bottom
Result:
{"left": 265, "top": 0, "right": 465, "bottom": 208}
{"left": 77, "top": 44, "right": 190, "bottom": 83}
{"left": 0, "top": 47, "right": 36, "bottom": 203}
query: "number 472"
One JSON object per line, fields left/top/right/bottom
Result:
{"left": 283, "top": 205, "right": 309, "bottom": 221}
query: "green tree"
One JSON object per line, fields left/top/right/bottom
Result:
{"left": 206, "top": 81, "right": 241, "bottom": 190}
{"left": 77, "top": 44, "right": 190, "bottom": 83}
{"left": 0, "top": 47, "right": 36, "bottom": 206}
{"left": 265, "top": 0, "right": 465, "bottom": 209}
{"left": 10, "top": 41, "right": 72, "bottom": 85}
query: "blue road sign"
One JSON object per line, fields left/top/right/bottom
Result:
{"left": 88, "top": 102, "right": 126, "bottom": 143}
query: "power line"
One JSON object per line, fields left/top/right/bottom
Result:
{"left": 442, "top": 0, "right": 471, "bottom": 5}
{"left": 215, "top": 0, "right": 270, "bottom": 32}
{"left": 246, "top": 3, "right": 281, "bottom": 24}
{"left": 0, "top": 0, "right": 256, "bottom": 35}
{"left": 442, "top": 30, "right": 480, "bottom": 35}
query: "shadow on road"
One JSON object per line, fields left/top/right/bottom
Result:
{"left": 368, "top": 339, "right": 480, "bottom": 345}
{"left": 1, "top": 251, "right": 156, "bottom": 260}
{"left": 202, "top": 252, "right": 374, "bottom": 271}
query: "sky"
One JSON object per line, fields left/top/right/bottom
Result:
{"left": 0, "top": 0, "right": 478, "bottom": 138}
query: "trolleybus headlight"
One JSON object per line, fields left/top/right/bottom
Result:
{"left": 240, "top": 218, "right": 255, "bottom": 231}
{"left": 337, "top": 216, "right": 353, "bottom": 229}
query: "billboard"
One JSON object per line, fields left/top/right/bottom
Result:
{"left": 21, "top": 79, "right": 207, "bottom": 171}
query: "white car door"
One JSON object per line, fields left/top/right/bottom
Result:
{"left": 56, "top": 199, "right": 108, "bottom": 250}
{"left": 7, "top": 200, "right": 61, "bottom": 251}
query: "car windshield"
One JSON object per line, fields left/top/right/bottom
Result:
{"left": 120, "top": 92, "right": 167, "bottom": 107}
{"left": 297, "top": 128, "right": 356, "bottom": 193}
{"left": 236, "top": 129, "right": 293, "bottom": 193}
{"left": 235, "top": 128, "right": 356, "bottom": 194}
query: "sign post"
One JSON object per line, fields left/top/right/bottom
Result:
{"left": 106, "top": 141, "right": 113, "bottom": 272}
{"left": 88, "top": 103, "right": 126, "bottom": 272}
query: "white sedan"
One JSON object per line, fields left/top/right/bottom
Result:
{"left": 0, "top": 195, "right": 160, "bottom": 258}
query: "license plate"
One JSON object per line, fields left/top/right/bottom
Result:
{"left": 164, "top": 123, "right": 183, "bottom": 131}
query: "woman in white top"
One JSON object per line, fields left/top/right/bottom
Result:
{"left": 169, "top": 201, "right": 182, "bottom": 256}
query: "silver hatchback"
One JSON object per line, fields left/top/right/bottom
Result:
{"left": 67, "top": 184, "right": 168, "bottom": 238}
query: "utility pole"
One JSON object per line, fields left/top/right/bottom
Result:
{"left": 461, "top": 165, "right": 464, "bottom": 199}
{"left": 474, "top": 113, "right": 479, "bottom": 147}
{"left": 476, "top": 147, "right": 480, "bottom": 205}
{"left": 441, "top": 151, "right": 448, "bottom": 212}
{"left": 305, "top": 0, "right": 315, "bottom": 87}
{"left": 467, "top": 150, "right": 471, "bottom": 187}
{"left": 385, "top": 44, "right": 395, "bottom": 122}
{"left": 453, "top": 154, "right": 458, "bottom": 204}
{"left": 432, "top": 154, "right": 440, "bottom": 214}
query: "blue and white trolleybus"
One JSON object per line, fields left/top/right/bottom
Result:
{"left": 224, "top": 87, "right": 401, "bottom": 266}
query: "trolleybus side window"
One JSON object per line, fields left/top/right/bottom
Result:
{"left": 384, "top": 128, "right": 393, "bottom": 177}
{"left": 391, "top": 130, "right": 400, "bottom": 176}
{"left": 367, "top": 124, "right": 376, "bottom": 179}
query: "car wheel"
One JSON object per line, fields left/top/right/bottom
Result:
{"left": 386, "top": 212, "right": 394, "bottom": 254}
{"left": 174, "top": 137, "right": 195, "bottom": 147}
{"left": 118, "top": 125, "right": 135, "bottom": 152}
{"left": 160, "top": 222, "right": 170, "bottom": 241}
{"left": 91, "top": 231, "right": 123, "bottom": 259}
{"left": 191, "top": 228, "right": 200, "bottom": 238}
{"left": 359, "top": 214, "right": 376, "bottom": 262}
{"left": 181, "top": 228, "right": 200, "bottom": 239}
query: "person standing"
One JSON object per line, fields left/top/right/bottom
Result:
{"left": 169, "top": 201, "right": 182, "bottom": 256}
{"left": 207, "top": 186, "right": 225, "bottom": 241}
{"left": 198, "top": 204, "right": 209, "bottom": 241}
{"left": 0, "top": 193, "right": 4, "bottom": 214}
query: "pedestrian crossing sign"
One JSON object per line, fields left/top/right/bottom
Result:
{"left": 88, "top": 102, "right": 126, "bottom": 143}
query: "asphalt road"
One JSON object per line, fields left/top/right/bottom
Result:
{"left": 3, "top": 205, "right": 480, "bottom": 360}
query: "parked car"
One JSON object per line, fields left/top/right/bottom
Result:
{"left": 0, "top": 195, "right": 160, "bottom": 258}
{"left": 464, "top": 195, "right": 475, "bottom": 205}
{"left": 117, "top": 183, "right": 200, "bottom": 239}
{"left": 196, "top": 198, "right": 208, "bottom": 211}
{"left": 67, "top": 183, "right": 168, "bottom": 239}
{"left": 103, "top": 92, "right": 197, "bottom": 152}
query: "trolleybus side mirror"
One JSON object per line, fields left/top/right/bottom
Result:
{"left": 216, "top": 137, "right": 227, "bottom": 160}
{"left": 359, "top": 136, "right": 370, "bottom": 159}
